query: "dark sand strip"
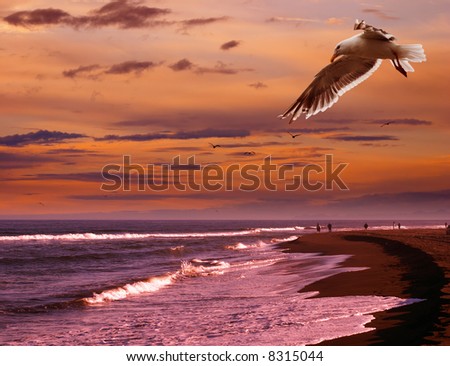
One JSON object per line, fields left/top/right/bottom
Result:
{"left": 279, "top": 229, "right": 450, "bottom": 345}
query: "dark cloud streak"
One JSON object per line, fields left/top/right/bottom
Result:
{"left": 0, "top": 130, "right": 87, "bottom": 147}
{"left": 169, "top": 58, "right": 194, "bottom": 72}
{"left": 63, "top": 60, "right": 158, "bottom": 78}
{"left": 371, "top": 118, "right": 432, "bottom": 126}
{"left": 168, "top": 59, "right": 252, "bottom": 75}
{"left": 325, "top": 134, "right": 399, "bottom": 142}
{"left": 4, "top": 0, "right": 171, "bottom": 29}
{"left": 220, "top": 40, "right": 241, "bottom": 50}
{"left": 105, "top": 60, "right": 157, "bottom": 74}
{"left": 62, "top": 64, "right": 102, "bottom": 79}
{"left": 96, "top": 128, "right": 250, "bottom": 142}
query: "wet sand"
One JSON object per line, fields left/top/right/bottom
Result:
{"left": 279, "top": 229, "right": 450, "bottom": 345}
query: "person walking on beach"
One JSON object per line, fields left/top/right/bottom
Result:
{"left": 327, "top": 223, "right": 332, "bottom": 232}
{"left": 316, "top": 223, "right": 321, "bottom": 233}
{"left": 398, "top": 223, "right": 401, "bottom": 229}
{"left": 364, "top": 223, "right": 368, "bottom": 230}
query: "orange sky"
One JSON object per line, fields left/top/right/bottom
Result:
{"left": 0, "top": 0, "right": 449, "bottom": 219}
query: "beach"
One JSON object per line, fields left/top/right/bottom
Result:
{"left": 280, "top": 228, "right": 450, "bottom": 345}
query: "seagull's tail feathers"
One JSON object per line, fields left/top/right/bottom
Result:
{"left": 397, "top": 44, "right": 426, "bottom": 63}
{"left": 391, "top": 44, "right": 426, "bottom": 73}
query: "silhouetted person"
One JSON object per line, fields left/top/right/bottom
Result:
{"left": 327, "top": 223, "right": 332, "bottom": 232}
{"left": 364, "top": 223, "right": 368, "bottom": 230}
{"left": 316, "top": 223, "right": 321, "bottom": 233}
{"left": 398, "top": 223, "right": 401, "bottom": 229}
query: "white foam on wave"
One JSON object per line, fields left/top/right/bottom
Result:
{"left": 169, "top": 245, "right": 184, "bottom": 252}
{"left": 253, "top": 226, "right": 300, "bottom": 232}
{"left": 82, "top": 259, "right": 230, "bottom": 305}
{"left": 225, "top": 240, "right": 268, "bottom": 250}
{"left": 0, "top": 230, "right": 259, "bottom": 242}
{"left": 270, "top": 235, "right": 298, "bottom": 243}
{"left": 0, "top": 225, "right": 306, "bottom": 243}
{"left": 225, "top": 242, "right": 249, "bottom": 250}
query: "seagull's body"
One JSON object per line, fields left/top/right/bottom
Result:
{"left": 288, "top": 132, "right": 302, "bottom": 138}
{"left": 209, "top": 143, "right": 221, "bottom": 149}
{"left": 280, "top": 19, "right": 426, "bottom": 122}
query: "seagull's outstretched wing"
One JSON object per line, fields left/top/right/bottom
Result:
{"left": 280, "top": 56, "right": 381, "bottom": 121}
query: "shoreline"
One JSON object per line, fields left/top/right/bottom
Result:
{"left": 279, "top": 229, "right": 450, "bottom": 345}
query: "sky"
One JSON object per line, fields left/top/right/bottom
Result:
{"left": 0, "top": 0, "right": 449, "bottom": 220}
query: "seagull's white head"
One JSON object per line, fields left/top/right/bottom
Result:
{"left": 330, "top": 40, "right": 352, "bottom": 62}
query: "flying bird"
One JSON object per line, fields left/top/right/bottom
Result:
{"left": 288, "top": 132, "right": 302, "bottom": 138}
{"left": 209, "top": 143, "right": 221, "bottom": 149}
{"left": 280, "top": 19, "right": 426, "bottom": 122}
{"left": 243, "top": 151, "right": 256, "bottom": 155}
{"left": 380, "top": 121, "right": 394, "bottom": 127}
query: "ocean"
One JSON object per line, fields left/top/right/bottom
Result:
{"left": 0, "top": 219, "right": 441, "bottom": 346}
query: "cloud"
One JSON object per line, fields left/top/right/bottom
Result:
{"left": 333, "top": 189, "right": 450, "bottom": 208}
{"left": 68, "top": 194, "right": 173, "bottom": 201}
{"left": 324, "top": 134, "right": 399, "bottom": 142}
{"left": 112, "top": 118, "right": 167, "bottom": 128}
{"left": 105, "top": 60, "right": 157, "bottom": 74}
{"left": 4, "top": 0, "right": 172, "bottom": 29}
{"left": 220, "top": 40, "right": 241, "bottom": 50}
{"left": 179, "top": 16, "right": 229, "bottom": 30}
{"left": 314, "top": 118, "right": 359, "bottom": 124}
{"left": 266, "top": 16, "right": 319, "bottom": 23}
{"left": 62, "top": 64, "right": 102, "bottom": 79}
{"left": 0, "top": 130, "right": 87, "bottom": 147}
{"left": 169, "top": 58, "right": 194, "bottom": 72}
{"left": 248, "top": 82, "right": 268, "bottom": 89}
{"left": 0, "top": 151, "right": 59, "bottom": 169}
{"left": 23, "top": 172, "right": 104, "bottom": 182}
{"left": 168, "top": 59, "right": 252, "bottom": 75}
{"left": 3, "top": 8, "right": 72, "bottom": 27}
{"left": 326, "top": 17, "right": 345, "bottom": 25}
{"left": 362, "top": 8, "right": 399, "bottom": 20}
{"left": 371, "top": 118, "right": 432, "bottom": 126}
{"left": 44, "top": 148, "right": 106, "bottom": 157}
{"left": 195, "top": 61, "right": 253, "bottom": 75}
{"left": 288, "top": 127, "right": 350, "bottom": 134}
{"left": 63, "top": 60, "right": 158, "bottom": 78}
{"left": 96, "top": 128, "right": 250, "bottom": 142}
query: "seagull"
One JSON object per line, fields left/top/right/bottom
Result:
{"left": 288, "top": 132, "right": 302, "bottom": 138}
{"left": 280, "top": 19, "right": 426, "bottom": 122}
{"left": 209, "top": 143, "right": 221, "bottom": 149}
{"left": 380, "top": 121, "right": 394, "bottom": 127}
{"left": 243, "top": 151, "right": 256, "bottom": 155}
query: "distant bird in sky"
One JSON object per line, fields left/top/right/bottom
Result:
{"left": 209, "top": 143, "right": 221, "bottom": 149}
{"left": 280, "top": 19, "right": 426, "bottom": 122}
{"left": 380, "top": 121, "right": 394, "bottom": 127}
{"left": 288, "top": 132, "right": 302, "bottom": 138}
{"left": 38, "top": 202, "right": 45, "bottom": 206}
{"left": 243, "top": 151, "right": 256, "bottom": 155}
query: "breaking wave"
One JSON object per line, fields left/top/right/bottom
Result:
{"left": 82, "top": 259, "right": 230, "bottom": 305}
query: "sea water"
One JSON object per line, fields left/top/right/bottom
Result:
{"left": 0, "top": 220, "right": 439, "bottom": 345}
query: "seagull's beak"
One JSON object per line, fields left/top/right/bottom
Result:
{"left": 330, "top": 53, "right": 337, "bottom": 63}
